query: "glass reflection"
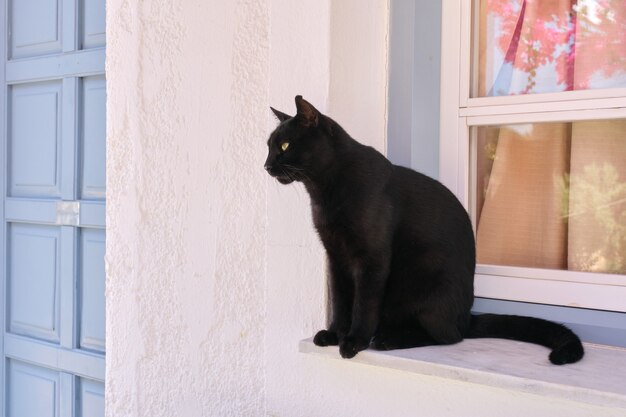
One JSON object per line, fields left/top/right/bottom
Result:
{"left": 474, "top": 120, "right": 626, "bottom": 274}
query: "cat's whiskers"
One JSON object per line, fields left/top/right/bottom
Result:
{"left": 279, "top": 164, "right": 310, "bottom": 200}
{"left": 283, "top": 164, "right": 312, "bottom": 183}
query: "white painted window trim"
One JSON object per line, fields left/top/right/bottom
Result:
{"left": 439, "top": 0, "right": 626, "bottom": 312}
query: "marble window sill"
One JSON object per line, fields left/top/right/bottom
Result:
{"left": 299, "top": 338, "right": 626, "bottom": 410}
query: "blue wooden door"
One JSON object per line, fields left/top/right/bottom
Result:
{"left": 1, "top": 1, "right": 106, "bottom": 416}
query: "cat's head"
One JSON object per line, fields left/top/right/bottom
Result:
{"left": 264, "top": 96, "right": 334, "bottom": 184}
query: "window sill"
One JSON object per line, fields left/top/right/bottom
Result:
{"left": 299, "top": 338, "right": 626, "bottom": 410}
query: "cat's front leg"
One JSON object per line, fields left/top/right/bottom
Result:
{"left": 313, "top": 258, "right": 353, "bottom": 347}
{"left": 313, "top": 329, "right": 339, "bottom": 346}
{"left": 339, "top": 262, "right": 388, "bottom": 359}
{"left": 339, "top": 335, "right": 372, "bottom": 358}
{"left": 312, "top": 319, "right": 350, "bottom": 346}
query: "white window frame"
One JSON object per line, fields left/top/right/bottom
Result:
{"left": 440, "top": 0, "right": 626, "bottom": 312}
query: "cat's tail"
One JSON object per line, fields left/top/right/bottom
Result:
{"left": 467, "top": 314, "right": 584, "bottom": 365}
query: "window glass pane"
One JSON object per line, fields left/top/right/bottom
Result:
{"left": 474, "top": 0, "right": 626, "bottom": 97}
{"left": 473, "top": 119, "right": 626, "bottom": 274}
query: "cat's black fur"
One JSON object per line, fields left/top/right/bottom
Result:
{"left": 264, "top": 95, "right": 584, "bottom": 365}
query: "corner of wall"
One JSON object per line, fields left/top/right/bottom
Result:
{"left": 328, "top": 0, "right": 391, "bottom": 152}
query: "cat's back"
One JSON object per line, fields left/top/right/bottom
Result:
{"left": 389, "top": 165, "right": 462, "bottom": 212}
{"left": 388, "top": 164, "right": 474, "bottom": 246}
{"left": 338, "top": 147, "right": 467, "bottom": 229}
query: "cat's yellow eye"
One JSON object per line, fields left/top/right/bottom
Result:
{"left": 281, "top": 142, "right": 290, "bottom": 152}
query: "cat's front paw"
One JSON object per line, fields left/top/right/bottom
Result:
{"left": 339, "top": 336, "right": 370, "bottom": 359}
{"left": 313, "top": 329, "right": 339, "bottom": 346}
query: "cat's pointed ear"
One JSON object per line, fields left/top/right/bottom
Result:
{"left": 295, "top": 95, "right": 319, "bottom": 127}
{"left": 270, "top": 106, "right": 292, "bottom": 123}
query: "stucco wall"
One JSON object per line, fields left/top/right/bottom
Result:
{"left": 106, "top": 1, "right": 621, "bottom": 416}
{"left": 106, "top": 0, "right": 269, "bottom": 415}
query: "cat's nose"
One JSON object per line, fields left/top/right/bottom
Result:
{"left": 264, "top": 154, "right": 275, "bottom": 173}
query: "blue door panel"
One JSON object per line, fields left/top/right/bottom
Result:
{"left": 2, "top": 0, "right": 106, "bottom": 414}
{"left": 79, "top": 228, "right": 105, "bottom": 352}
{"left": 82, "top": 0, "right": 106, "bottom": 49}
{"left": 4, "top": 199, "right": 105, "bottom": 228}
{"left": 6, "top": 50, "right": 105, "bottom": 84}
{"left": 4, "top": 333, "right": 104, "bottom": 381}
{"left": 78, "top": 201, "right": 105, "bottom": 228}
{"left": 9, "top": 81, "right": 62, "bottom": 198}
{"left": 8, "top": 223, "right": 60, "bottom": 342}
{"left": 5, "top": 199, "right": 58, "bottom": 226}
{"left": 7, "top": 360, "right": 59, "bottom": 417}
{"left": 77, "top": 378, "right": 104, "bottom": 417}
{"left": 81, "top": 76, "right": 106, "bottom": 200}
{"left": 9, "top": 0, "right": 62, "bottom": 59}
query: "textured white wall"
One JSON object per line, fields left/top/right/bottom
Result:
{"left": 265, "top": 0, "right": 331, "bottom": 415}
{"left": 106, "top": 0, "right": 269, "bottom": 416}
{"left": 106, "top": 1, "right": 621, "bottom": 416}
{"left": 328, "top": 2, "right": 390, "bottom": 152}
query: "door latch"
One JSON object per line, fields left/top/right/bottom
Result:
{"left": 56, "top": 201, "right": 80, "bottom": 226}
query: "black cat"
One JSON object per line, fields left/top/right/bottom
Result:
{"left": 264, "top": 95, "right": 584, "bottom": 365}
